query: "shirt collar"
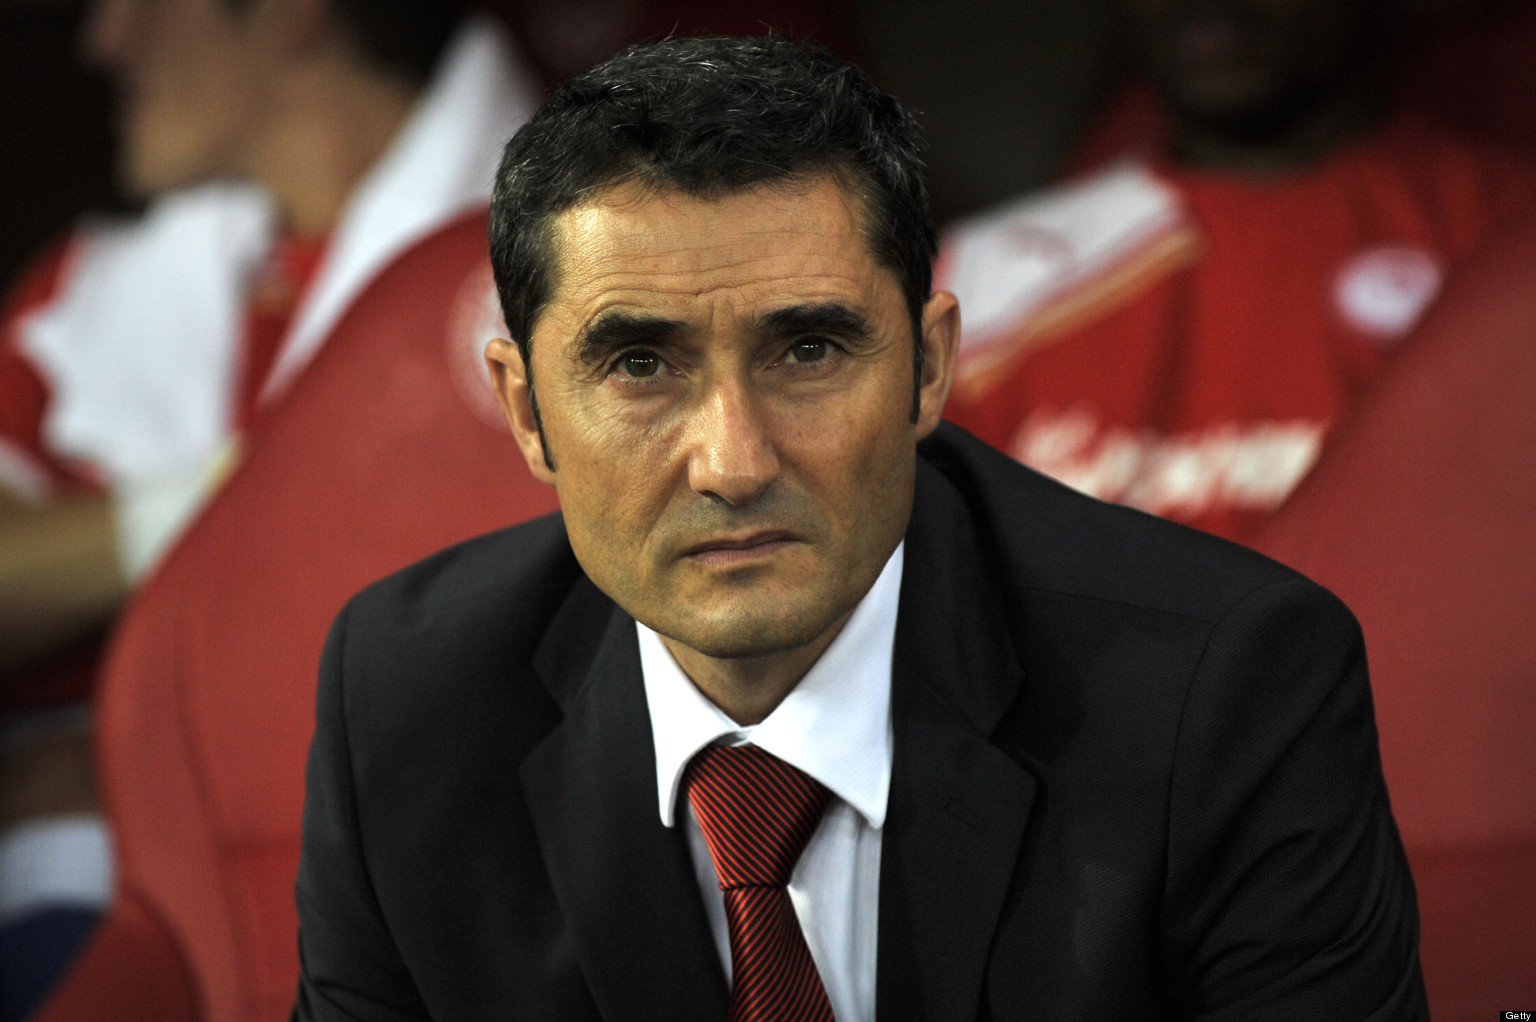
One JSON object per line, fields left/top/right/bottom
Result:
{"left": 640, "top": 542, "right": 902, "bottom": 831}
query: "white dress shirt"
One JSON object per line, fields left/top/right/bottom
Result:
{"left": 639, "top": 543, "right": 902, "bottom": 1022}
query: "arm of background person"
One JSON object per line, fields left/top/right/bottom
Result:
{"left": 1, "top": 434, "right": 238, "bottom": 680}
{"left": 0, "top": 239, "right": 129, "bottom": 681}
{"left": 0, "top": 487, "right": 126, "bottom": 680}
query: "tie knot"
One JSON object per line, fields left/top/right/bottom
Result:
{"left": 684, "top": 743, "right": 831, "bottom": 890}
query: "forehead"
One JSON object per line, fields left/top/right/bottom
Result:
{"left": 537, "top": 176, "right": 899, "bottom": 333}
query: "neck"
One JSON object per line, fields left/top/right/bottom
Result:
{"left": 1171, "top": 73, "right": 1388, "bottom": 175}
{"left": 660, "top": 608, "right": 855, "bottom": 726}
{"left": 241, "top": 58, "right": 419, "bottom": 237}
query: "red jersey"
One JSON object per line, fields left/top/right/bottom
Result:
{"left": 0, "top": 230, "right": 324, "bottom": 708}
{"left": 0, "top": 232, "right": 325, "bottom": 499}
{"left": 940, "top": 115, "right": 1536, "bottom": 543}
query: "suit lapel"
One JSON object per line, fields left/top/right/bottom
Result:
{"left": 520, "top": 582, "right": 729, "bottom": 1022}
{"left": 878, "top": 462, "right": 1040, "bottom": 1021}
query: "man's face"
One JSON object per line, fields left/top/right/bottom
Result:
{"left": 489, "top": 176, "right": 957, "bottom": 664}
{"left": 1120, "top": 0, "right": 1373, "bottom": 127}
{"left": 81, "top": 0, "right": 272, "bottom": 196}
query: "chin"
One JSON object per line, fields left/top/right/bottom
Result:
{"left": 1174, "top": 78, "right": 1269, "bottom": 121}
{"left": 655, "top": 605, "right": 841, "bottom": 662}
{"left": 119, "top": 153, "right": 181, "bottom": 201}
{"left": 118, "top": 126, "right": 218, "bottom": 200}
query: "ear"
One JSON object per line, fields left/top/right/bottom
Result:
{"left": 485, "top": 338, "right": 557, "bottom": 485}
{"left": 914, "top": 289, "right": 960, "bottom": 440}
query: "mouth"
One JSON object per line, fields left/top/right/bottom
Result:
{"left": 681, "top": 531, "right": 799, "bottom": 567}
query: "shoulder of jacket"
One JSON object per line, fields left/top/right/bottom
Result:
{"left": 919, "top": 424, "right": 1314, "bottom": 626}
{"left": 343, "top": 511, "right": 578, "bottom": 631}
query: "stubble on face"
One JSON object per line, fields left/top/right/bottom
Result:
{"left": 514, "top": 177, "right": 945, "bottom": 710}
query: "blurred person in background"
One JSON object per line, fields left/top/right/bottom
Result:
{"left": 937, "top": 0, "right": 1536, "bottom": 544}
{"left": 0, "top": 0, "right": 542, "bottom": 1015}
{"left": 1250, "top": 203, "right": 1536, "bottom": 1020}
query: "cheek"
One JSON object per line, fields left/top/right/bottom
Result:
{"left": 785, "top": 385, "right": 913, "bottom": 519}
{"left": 548, "top": 383, "right": 673, "bottom": 483}
{"left": 548, "top": 398, "right": 679, "bottom": 539}
{"left": 133, "top": 49, "right": 246, "bottom": 151}
{"left": 555, "top": 470, "right": 640, "bottom": 591}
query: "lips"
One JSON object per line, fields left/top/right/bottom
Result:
{"left": 681, "top": 531, "right": 799, "bottom": 566}
{"left": 682, "top": 530, "right": 797, "bottom": 557}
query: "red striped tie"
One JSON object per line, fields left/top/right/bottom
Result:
{"left": 684, "top": 743, "right": 837, "bottom": 1022}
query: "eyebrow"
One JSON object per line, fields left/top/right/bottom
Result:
{"left": 575, "top": 312, "right": 688, "bottom": 365}
{"left": 573, "top": 300, "right": 875, "bottom": 365}
{"left": 755, "top": 302, "right": 873, "bottom": 343}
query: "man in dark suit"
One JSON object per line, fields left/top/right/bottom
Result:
{"left": 293, "top": 36, "right": 1426, "bottom": 1020}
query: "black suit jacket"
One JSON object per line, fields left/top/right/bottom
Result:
{"left": 294, "top": 424, "right": 1427, "bottom": 1020}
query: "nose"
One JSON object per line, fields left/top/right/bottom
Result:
{"left": 686, "top": 374, "right": 780, "bottom": 507}
{"left": 79, "top": 0, "right": 131, "bottom": 69}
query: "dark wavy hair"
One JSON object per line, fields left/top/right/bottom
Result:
{"left": 488, "top": 35, "right": 936, "bottom": 418}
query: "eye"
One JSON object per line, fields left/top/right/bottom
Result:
{"left": 614, "top": 349, "right": 662, "bottom": 378}
{"left": 786, "top": 338, "right": 831, "bottom": 363}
